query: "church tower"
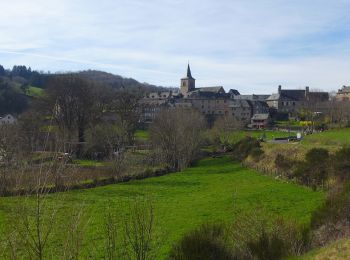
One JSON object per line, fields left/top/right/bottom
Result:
{"left": 180, "top": 64, "right": 195, "bottom": 96}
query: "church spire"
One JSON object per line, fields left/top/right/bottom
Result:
{"left": 187, "top": 63, "right": 193, "bottom": 79}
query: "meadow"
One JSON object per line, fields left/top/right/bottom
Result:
{"left": 0, "top": 156, "right": 324, "bottom": 258}
{"left": 302, "top": 127, "right": 350, "bottom": 147}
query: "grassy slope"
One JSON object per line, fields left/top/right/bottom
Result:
{"left": 299, "top": 238, "right": 350, "bottom": 260}
{"left": 26, "top": 86, "right": 44, "bottom": 97}
{"left": 0, "top": 157, "right": 324, "bottom": 258}
{"left": 225, "top": 130, "right": 293, "bottom": 144}
{"left": 302, "top": 128, "right": 350, "bottom": 148}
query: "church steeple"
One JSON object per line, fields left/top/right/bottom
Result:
{"left": 181, "top": 63, "right": 196, "bottom": 96}
{"left": 187, "top": 63, "right": 193, "bottom": 79}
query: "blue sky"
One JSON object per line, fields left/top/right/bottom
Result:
{"left": 1, "top": 0, "right": 350, "bottom": 93}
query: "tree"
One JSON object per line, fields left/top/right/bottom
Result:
{"left": 0, "top": 78, "right": 28, "bottom": 114}
{"left": 0, "top": 65, "right": 5, "bottom": 76}
{"left": 111, "top": 90, "right": 140, "bottom": 144}
{"left": 123, "top": 197, "right": 156, "bottom": 260}
{"left": 43, "top": 74, "right": 110, "bottom": 156}
{"left": 150, "top": 108, "right": 205, "bottom": 170}
{"left": 211, "top": 115, "right": 244, "bottom": 147}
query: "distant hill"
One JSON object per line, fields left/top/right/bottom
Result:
{"left": 0, "top": 64, "right": 176, "bottom": 115}
{"left": 76, "top": 70, "right": 174, "bottom": 94}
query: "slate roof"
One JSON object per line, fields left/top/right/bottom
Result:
{"left": 280, "top": 90, "right": 306, "bottom": 101}
{"left": 338, "top": 86, "right": 350, "bottom": 93}
{"left": 187, "top": 90, "right": 229, "bottom": 99}
{"left": 252, "top": 113, "right": 269, "bottom": 120}
{"left": 195, "top": 86, "right": 225, "bottom": 93}
{"left": 228, "top": 89, "right": 240, "bottom": 95}
{"left": 181, "top": 63, "right": 195, "bottom": 80}
{"left": 234, "top": 94, "right": 270, "bottom": 101}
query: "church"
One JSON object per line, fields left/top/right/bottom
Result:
{"left": 180, "top": 64, "right": 225, "bottom": 97}
{"left": 140, "top": 64, "right": 269, "bottom": 126}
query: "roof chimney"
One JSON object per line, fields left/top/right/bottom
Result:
{"left": 305, "top": 86, "right": 309, "bottom": 99}
{"left": 278, "top": 85, "right": 282, "bottom": 94}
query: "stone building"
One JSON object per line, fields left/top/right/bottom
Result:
{"left": 0, "top": 114, "right": 17, "bottom": 125}
{"left": 266, "top": 85, "right": 329, "bottom": 114}
{"left": 140, "top": 64, "right": 271, "bottom": 126}
{"left": 336, "top": 86, "right": 350, "bottom": 101}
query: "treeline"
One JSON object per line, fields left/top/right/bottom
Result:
{"left": 0, "top": 64, "right": 168, "bottom": 91}
{"left": 0, "top": 64, "right": 170, "bottom": 115}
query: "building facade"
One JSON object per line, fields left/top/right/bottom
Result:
{"left": 336, "top": 86, "right": 350, "bottom": 101}
{"left": 140, "top": 64, "right": 271, "bottom": 127}
{"left": 266, "top": 85, "right": 329, "bottom": 114}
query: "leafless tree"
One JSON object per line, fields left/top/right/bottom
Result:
{"left": 123, "top": 197, "right": 157, "bottom": 260}
{"left": 150, "top": 107, "right": 206, "bottom": 170}
{"left": 103, "top": 204, "right": 119, "bottom": 260}
{"left": 42, "top": 74, "right": 111, "bottom": 156}
{"left": 110, "top": 90, "right": 140, "bottom": 144}
{"left": 211, "top": 115, "right": 244, "bottom": 145}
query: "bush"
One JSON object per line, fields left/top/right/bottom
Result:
{"left": 247, "top": 228, "right": 285, "bottom": 260}
{"left": 311, "top": 181, "right": 350, "bottom": 228}
{"left": 275, "top": 154, "right": 298, "bottom": 178}
{"left": 332, "top": 146, "right": 350, "bottom": 181}
{"left": 170, "top": 215, "right": 309, "bottom": 260}
{"left": 310, "top": 180, "right": 350, "bottom": 246}
{"left": 294, "top": 148, "right": 329, "bottom": 189}
{"left": 169, "top": 223, "right": 234, "bottom": 260}
{"left": 231, "top": 137, "right": 263, "bottom": 162}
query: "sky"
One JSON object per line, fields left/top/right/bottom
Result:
{"left": 1, "top": 0, "right": 350, "bottom": 94}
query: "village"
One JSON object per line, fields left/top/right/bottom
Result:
{"left": 3, "top": 0, "right": 350, "bottom": 258}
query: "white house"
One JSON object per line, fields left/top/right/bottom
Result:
{"left": 0, "top": 114, "right": 17, "bottom": 125}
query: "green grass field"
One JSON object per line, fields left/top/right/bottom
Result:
{"left": 298, "top": 237, "right": 350, "bottom": 259}
{"left": 0, "top": 156, "right": 324, "bottom": 258}
{"left": 302, "top": 128, "right": 350, "bottom": 147}
{"left": 135, "top": 129, "right": 150, "bottom": 140}
{"left": 26, "top": 86, "right": 44, "bottom": 97}
{"left": 225, "top": 130, "right": 293, "bottom": 144}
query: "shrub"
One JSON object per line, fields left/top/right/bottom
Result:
{"left": 274, "top": 154, "right": 298, "bottom": 178}
{"left": 229, "top": 212, "right": 309, "bottom": 259}
{"left": 231, "top": 137, "right": 263, "bottom": 162}
{"left": 294, "top": 148, "right": 329, "bottom": 189}
{"left": 169, "top": 223, "right": 234, "bottom": 260}
{"left": 170, "top": 215, "right": 309, "bottom": 260}
{"left": 332, "top": 146, "right": 350, "bottom": 181}
{"left": 311, "top": 180, "right": 350, "bottom": 228}
{"left": 310, "top": 180, "right": 350, "bottom": 246}
{"left": 247, "top": 228, "right": 285, "bottom": 260}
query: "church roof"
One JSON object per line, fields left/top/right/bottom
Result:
{"left": 196, "top": 86, "right": 225, "bottom": 93}
{"left": 181, "top": 63, "right": 195, "bottom": 80}
{"left": 187, "top": 63, "right": 193, "bottom": 78}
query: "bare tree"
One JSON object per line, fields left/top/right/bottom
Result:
{"left": 42, "top": 74, "right": 111, "bottom": 156}
{"left": 103, "top": 204, "right": 119, "bottom": 260}
{"left": 150, "top": 108, "right": 206, "bottom": 170}
{"left": 211, "top": 115, "right": 244, "bottom": 146}
{"left": 110, "top": 90, "right": 140, "bottom": 144}
{"left": 123, "top": 197, "right": 157, "bottom": 260}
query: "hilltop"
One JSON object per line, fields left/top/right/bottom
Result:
{"left": 0, "top": 65, "right": 170, "bottom": 115}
